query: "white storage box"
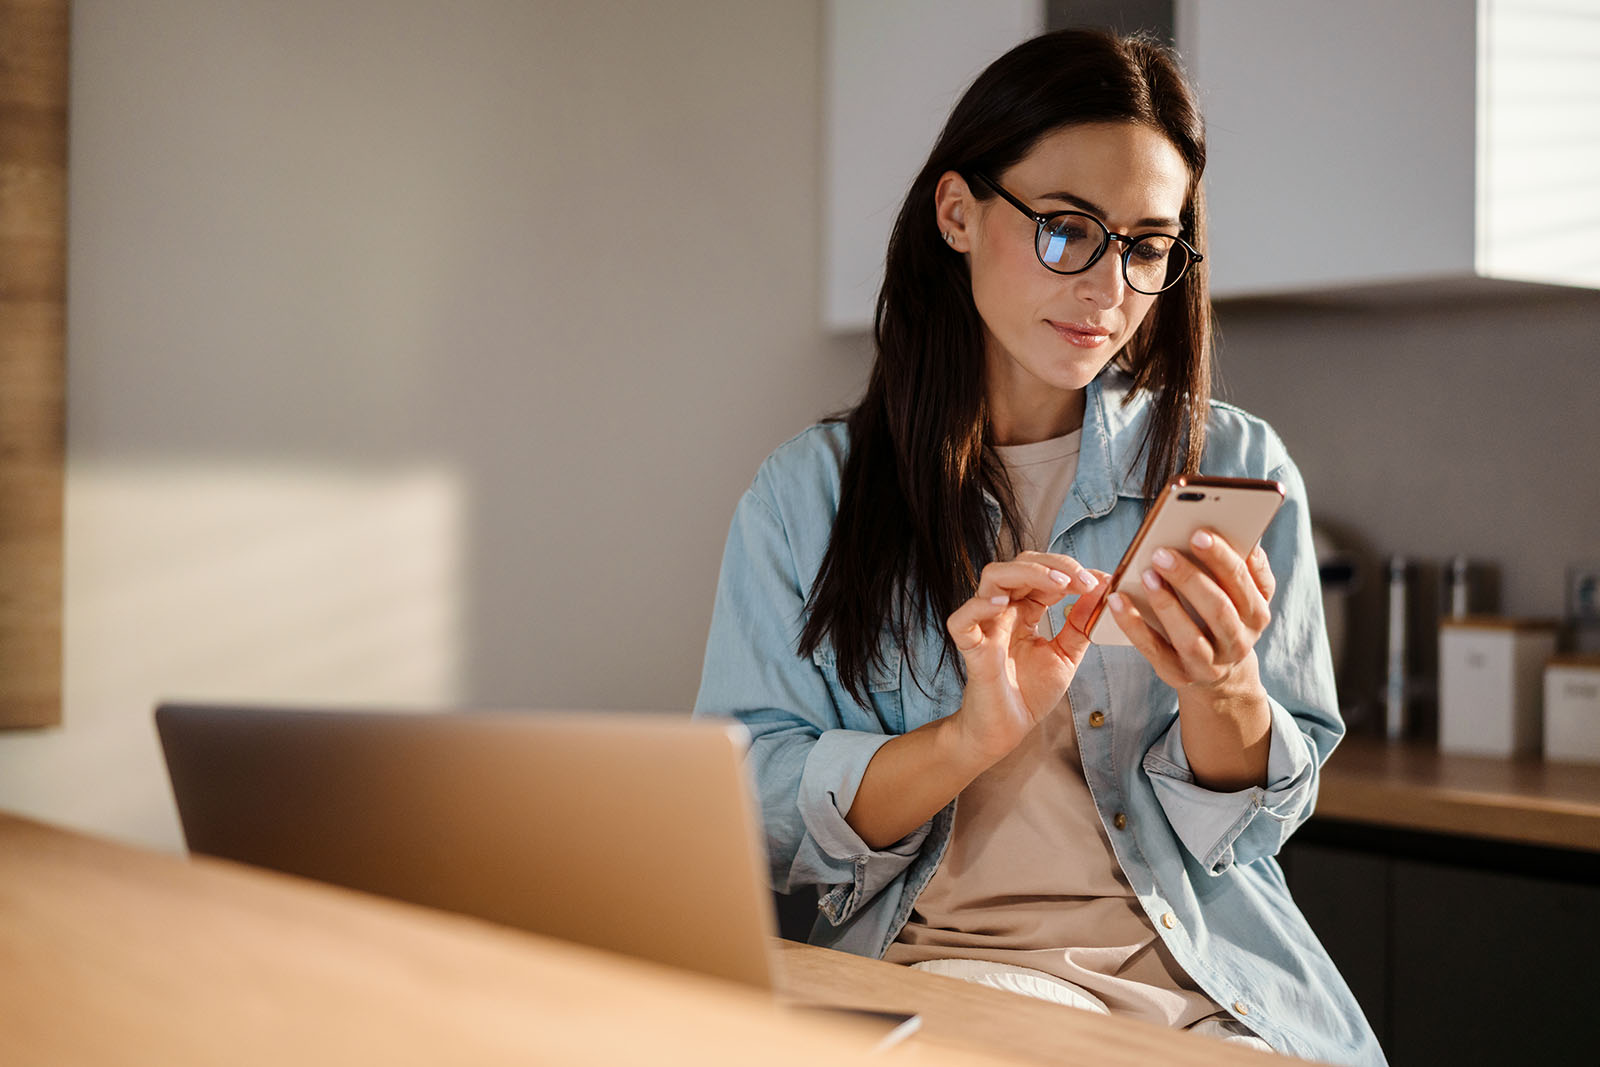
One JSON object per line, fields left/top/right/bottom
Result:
{"left": 1438, "top": 618, "right": 1560, "bottom": 756}
{"left": 1544, "top": 657, "right": 1600, "bottom": 764}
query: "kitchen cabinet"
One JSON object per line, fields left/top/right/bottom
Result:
{"left": 822, "top": 1, "right": 1044, "bottom": 331}
{"left": 1285, "top": 738, "right": 1600, "bottom": 1063}
{"left": 1178, "top": 0, "right": 1600, "bottom": 299}
{"left": 1390, "top": 855, "right": 1597, "bottom": 1063}
{"left": 823, "top": 2, "right": 1600, "bottom": 322}
{"left": 1284, "top": 824, "right": 1600, "bottom": 1065}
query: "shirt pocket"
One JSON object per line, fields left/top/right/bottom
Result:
{"left": 810, "top": 635, "right": 905, "bottom": 736}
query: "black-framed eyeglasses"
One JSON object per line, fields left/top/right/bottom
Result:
{"left": 971, "top": 172, "right": 1201, "bottom": 295}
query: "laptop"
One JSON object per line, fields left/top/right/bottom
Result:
{"left": 155, "top": 703, "right": 781, "bottom": 990}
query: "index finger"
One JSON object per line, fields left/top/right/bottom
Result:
{"left": 1014, "top": 550, "right": 1098, "bottom": 587}
{"left": 1017, "top": 556, "right": 1094, "bottom": 579}
{"left": 976, "top": 559, "right": 1095, "bottom": 605}
{"left": 1188, "top": 529, "right": 1268, "bottom": 622}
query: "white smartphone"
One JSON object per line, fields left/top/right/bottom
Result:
{"left": 1086, "top": 475, "right": 1286, "bottom": 646}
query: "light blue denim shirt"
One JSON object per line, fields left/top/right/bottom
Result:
{"left": 694, "top": 369, "right": 1385, "bottom": 1066}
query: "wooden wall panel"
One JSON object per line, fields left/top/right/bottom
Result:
{"left": 0, "top": 0, "right": 67, "bottom": 728}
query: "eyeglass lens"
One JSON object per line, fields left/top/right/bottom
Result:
{"left": 1037, "top": 214, "right": 1189, "bottom": 294}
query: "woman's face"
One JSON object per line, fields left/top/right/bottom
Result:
{"left": 936, "top": 122, "right": 1190, "bottom": 428}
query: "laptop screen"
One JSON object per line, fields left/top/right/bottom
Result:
{"left": 156, "top": 704, "right": 779, "bottom": 989}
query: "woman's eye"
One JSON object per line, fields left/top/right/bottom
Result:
{"left": 1046, "top": 219, "right": 1094, "bottom": 243}
{"left": 1130, "top": 239, "right": 1173, "bottom": 264}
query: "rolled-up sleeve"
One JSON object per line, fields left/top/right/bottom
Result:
{"left": 693, "top": 482, "right": 927, "bottom": 926}
{"left": 1142, "top": 696, "right": 1317, "bottom": 874}
{"left": 1141, "top": 453, "right": 1344, "bottom": 875}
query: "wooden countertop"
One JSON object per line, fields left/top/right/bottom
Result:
{"left": 0, "top": 813, "right": 1282, "bottom": 1066}
{"left": 1314, "top": 735, "right": 1600, "bottom": 852}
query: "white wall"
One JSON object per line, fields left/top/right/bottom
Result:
{"left": 0, "top": 0, "right": 869, "bottom": 851}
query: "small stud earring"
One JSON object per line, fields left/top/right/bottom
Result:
{"left": 943, "top": 231, "right": 954, "bottom": 245}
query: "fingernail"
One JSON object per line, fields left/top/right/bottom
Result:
{"left": 1108, "top": 593, "right": 1127, "bottom": 612}
{"left": 990, "top": 595, "right": 1009, "bottom": 605}
{"left": 1191, "top": 530, "right": 1214, "bottom": 550}
{"left": 1049, "top": 569, "right": 1070, "bottom": 585}
{"left": 1142, "top": 569, "right": 1162, "bottom": 591}
{"left": 1152, "top": 548, "right": 1175, "bottom": 569}
{"left": 1076, "top": 570, "right": 1097, "bottom": 589}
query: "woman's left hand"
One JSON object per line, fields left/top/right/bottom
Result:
{"left": 1107, "top": 529, "right": 1276, "bottom": 698}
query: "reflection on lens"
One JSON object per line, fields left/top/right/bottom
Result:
{"left": 1038, "top": 215, "right": 1102, "bottom": 271}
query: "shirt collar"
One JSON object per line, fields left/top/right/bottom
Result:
{"left": 981, "top": 367, "right": 1153, "bottom": 517}
{"left": 1083, "top": 368, "right": 1153, "bottom": 504}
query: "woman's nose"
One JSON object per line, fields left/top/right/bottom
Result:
{"left": 1074, "top": 248, "right": 1126, "bottom": 310}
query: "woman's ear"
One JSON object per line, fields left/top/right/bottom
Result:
{"left": 933, "top": 171, "right": 975, "bottom": 253}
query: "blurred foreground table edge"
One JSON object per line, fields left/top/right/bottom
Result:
{"left": 0, "top": 812, "right": 1282, "bottom": 1066}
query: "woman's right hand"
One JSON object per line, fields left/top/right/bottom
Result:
{"left": 942, "top": 552, "right": 1109, "bottom": 769}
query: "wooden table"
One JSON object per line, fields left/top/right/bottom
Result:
{"left": 1316, "top": 735, "right": 1600, "bottom": 852}
{"left": 0, "top": 813, "right": 1283, "bottom": 1066}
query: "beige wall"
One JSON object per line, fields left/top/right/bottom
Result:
{"left": 0, "top": 0, "right": 868, "bottom": 850}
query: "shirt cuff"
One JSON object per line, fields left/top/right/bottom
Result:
{"left": 1142, "top": 696, "right": 1317, "bottom": 875}
{"left": 797, "top": 728, "right": 932, "bottom": 924}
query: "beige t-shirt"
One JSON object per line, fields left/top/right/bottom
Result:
{"left": 990, "top": 430, "right": 1083, "bottom": 557}
{"left": 883, "top": 430, "right": 1223, "bottom": 1030}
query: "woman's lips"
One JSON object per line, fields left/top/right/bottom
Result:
{"left": 1048, "top": 320, "right": 1112, "bottom": 348}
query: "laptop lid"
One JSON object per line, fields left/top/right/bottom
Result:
{"left": 155, "top": 703, "right": 779, "bottom": 990}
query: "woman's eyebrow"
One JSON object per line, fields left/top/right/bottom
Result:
{"left": 1039, "top": 190, "right": 1180, "bottom": 230}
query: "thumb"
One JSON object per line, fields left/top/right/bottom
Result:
{"left": 1052, "top": 574, "right": 1110, "bottom": 664}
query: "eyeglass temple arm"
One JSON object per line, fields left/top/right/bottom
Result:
{"left": 968, "top": 172, "right": 1044, "bottom": 223}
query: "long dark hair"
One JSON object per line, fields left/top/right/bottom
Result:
{"left": 799, "top": 29, "right": 1212, "bottom": 704}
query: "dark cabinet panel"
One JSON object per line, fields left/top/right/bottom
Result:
{"left": 1285, "top": 823, "right": 1600, "bottom": 1066}
{"left": 1390, "top": 860, "right": 1600, "bottom": 1065}
{"left": 773, "top": 887, "right": 818, "bottom": 942}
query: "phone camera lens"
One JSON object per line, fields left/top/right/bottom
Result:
{"left": 1177, "top": 491, "right": 1205, "bottom": 502}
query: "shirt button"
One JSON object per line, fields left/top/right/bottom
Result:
{"left": 1161, "top": 912, "right": 1176, "bottom": 929}
{"left": 1233, "top": 1001, "right": 1250, "bottom": 1016}
{"left": 1088, "top": 710, "right": 1105, "bottom": 728}
{"left": 1113, "top": 812, "right": 1128, "bottom": 831}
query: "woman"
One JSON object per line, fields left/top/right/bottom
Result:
{"left": 694, "top": 28, "right": 1383, "bottom": 1066}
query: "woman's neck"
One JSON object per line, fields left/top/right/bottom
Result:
{"left": 987, "top": 388, "right": 1086, "bottom": 446}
